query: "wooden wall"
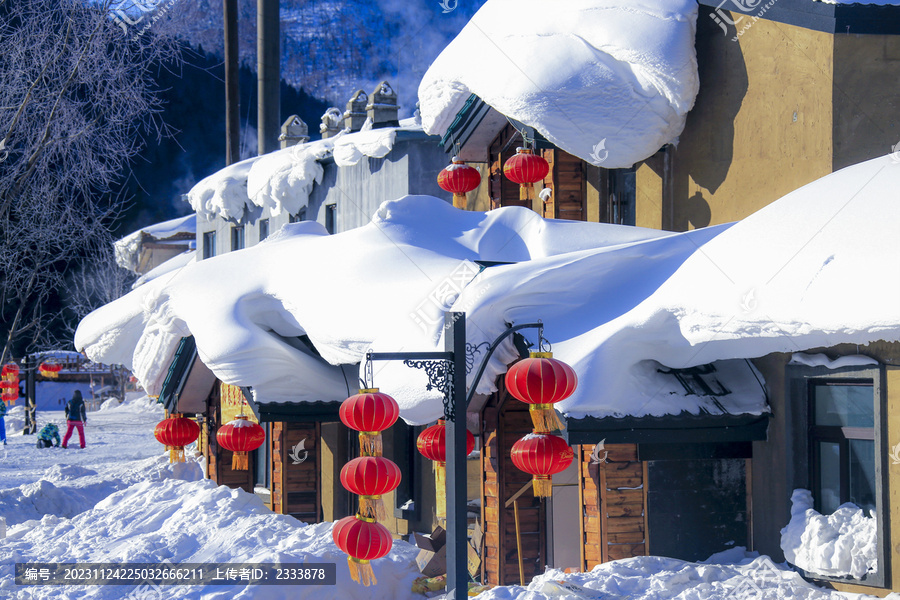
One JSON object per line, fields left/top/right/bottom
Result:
{"left": 580, "top": 443, "right": 647, "bottom": 569}
{"left": 482, "top": 385, "right": 547, "bottom": 586}
{"left": 271, "top": 421, "right": 321, "bottom": 523}
{"left": 204, "top": 386, "right": 254, "bottom": 493}
{"left": 488, "top": 124, "right": 529, "bottom": 210}
{"left": 540, "top": 149, "right": 587, "bottom": 221}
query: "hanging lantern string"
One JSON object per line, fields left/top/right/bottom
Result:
{"left": 505, "top": 117, "right": 531, "bottom": 150}
{"left": 364, "top": 355, "right": 374, "bottom": 390}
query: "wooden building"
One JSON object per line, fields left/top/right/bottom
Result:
{"left": 431, "top": 0, "right": 900, "bottom": 593}
{"left": 162, "top": 2, "right": 900, "bottom": 593}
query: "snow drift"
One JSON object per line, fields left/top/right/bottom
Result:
{"left": 417, "top": 0, "right": 699, "bottom": 168}
{"left": 0, "top": 478, "right": 421, "bottom": 600}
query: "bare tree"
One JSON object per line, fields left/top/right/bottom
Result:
{"left": 0, "top": 0, "right": 180, "bottom": 363}
{"left": 59, "top": 240, "right": 138, "bottom": 344}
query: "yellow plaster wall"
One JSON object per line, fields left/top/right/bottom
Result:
{"left": 659, "top": 14, "right": 834, "bottom": 230}
{"left": 832, "top": 34, "right": 900, "bottom": 171}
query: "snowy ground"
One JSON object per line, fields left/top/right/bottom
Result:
{"left": 0, "top": 395, "right": 892, "bottom": 600}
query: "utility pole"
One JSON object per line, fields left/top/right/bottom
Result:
{"left": 258, "top": 0, "right": 280, "bottom": 155}
{"left": 224, "top": 0, "right": 240, "bottom": 165}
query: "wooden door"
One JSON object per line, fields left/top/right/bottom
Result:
{"left": 580, "top": 443, "right": 648, "bottom": 569}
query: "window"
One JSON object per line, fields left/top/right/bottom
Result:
{"left": 231, "top": 225, "right": 244, "bottom": 251}
{"left": 325, "top": 204, "right": 336, "bottom": 234}
{"left": 202, "top": 231, "right": 216, "bottom": 259}
{"left": 604, "top": 168, "right": 636, "bottom": 226}
{"left": 809, "top": 380, "right": 876, "bottom": 515}
{"left": 392, "top": 422, "right": 420, "bottom": 520}
{"left": 253, "top": 422, "right": 270, "bottom": 490}
{"left": 788, "top": 365, "right": 889, "bottom": 587}
{"left": 258, "top": 219, "right": 269, "bottom": 241}
{"left": 289, "top": 208, "right": 306, "bottom": 224}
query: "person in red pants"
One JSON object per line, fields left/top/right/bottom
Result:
{"left": 62, "top": 390, "right": 87, "bottom": 449}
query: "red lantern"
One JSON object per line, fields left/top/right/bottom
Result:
{"left": 216, "top": 415, "right": 265, "bottom": 470}
{"left": 339, "top": 388, "right": 399, "bottom": 457}
{"left": 39, "top": 362, "right": 62, "bottom": 379}
{"left": 505, "top": 352, "right": 577, "bottom": 433}
{"left": 154, "top": 414, "right": 200, "bottom": 463}
{"left": 333, "top": 515, "right": 393, "bottom": 586}
{"left": 511, "top": 432, "right": 574, "bottom": 497}
{"left": 2, "top": 391, "right": 16, "bottom": 405}
{"left": 437, "top": 157, "right": 481, "bottom": 209}
{"left": 0, "top": 380, "right": 14, "bottom": 390}
{"left": 2, "top": 363, "right": 19, "bottom": 378}
{"left": 340, "top": 456, "right": 402, "bottom": 520}
{"left": 503, "top": 147, "right": 550, "bottom": 187}
{"left": 416, "top": 419, "right": 475, "bottom": 518}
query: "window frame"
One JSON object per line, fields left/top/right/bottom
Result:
{"left": 808, "top": 379, "right": 876, "bottom": 515}
{"left": 787, "top": 363, "right": 889, "bottom": 588}
{"left": 325, "top": 204, "right": 336, "bottom": 234}
{"left": 231, "top": 225, "right": 245, "bottom": 251}
{"left": 259, "top": 219, "right": 269, "bottom": 242}
{"left": 202, "top": 231, "right": 216, "bottom": 259}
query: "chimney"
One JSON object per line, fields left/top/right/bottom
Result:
{"left": 278, "top": 115, "right": 310, "bottom": 149}
{"left": 320, "top": 107, "right": 343, "bottom": 139}
{"left": 342, "top": 90, "right": 368, "bottom": 132}
{"left": 366, "top": 81, "right": 399, "bottom": 128}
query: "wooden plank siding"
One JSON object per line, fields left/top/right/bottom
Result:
{"left": 482, "top": 383, "right": 547, "bottom": 586}
{"left": 581, "top": 443, "right": 647, "bottom": 570}
{"left": 541, "top": 149, "right": 587, "bottom": 221}
{"left": 271, "top": 421, "right": 321, "bottom": 524}
{"left": 205, "top": 385, "right": 253, "bottom": 492}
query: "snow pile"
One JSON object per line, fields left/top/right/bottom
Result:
{"left": 468, "top": 553, "right": 843, "bottom": 600}
{"left": 418, "top": 0, "right": 699, "bottom": 168}
{"left": 4, "top": 405, "right": 25, "bottom": 434}
{"left": 0, "top": 453, "right": 202, "bottom": 527}
{"left": 114, "top": 214, "right": 196, "bottom": 273}
{"left": 0, "top": 478, "right": 421, "bottom": 600}
{"left": 77, "top": 155, "right": 900, "bottom": 424}
{"left": 780, "top": 489, "right": 877, "bottom": 579}
{"left": 788, "top": 353, "right": 879, "bottom": 370}
{"left": 188, "top": 122, "right": 412, "bottom": 223}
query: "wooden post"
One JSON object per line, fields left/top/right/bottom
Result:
{"left": 513, "top": 499, "right": 524, "bottom": 585}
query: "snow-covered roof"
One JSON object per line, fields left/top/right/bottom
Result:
{"left": 417, "top": 0, "right": 699, "bottom": 168}
{"left": 131, "top": 249, "right": 196, "bottom": 290}
{"left": 113, "top": 214, "right": 196, "bottom": 273}
{"left": 76, "top": 154, "right": 900, "bottom": 425}
{"left": 186, "top": 119, "right": 424, "bottom": 223}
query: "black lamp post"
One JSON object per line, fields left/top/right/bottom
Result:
{"left": 367, "top": 312, "right": 543, "bottom": 598}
